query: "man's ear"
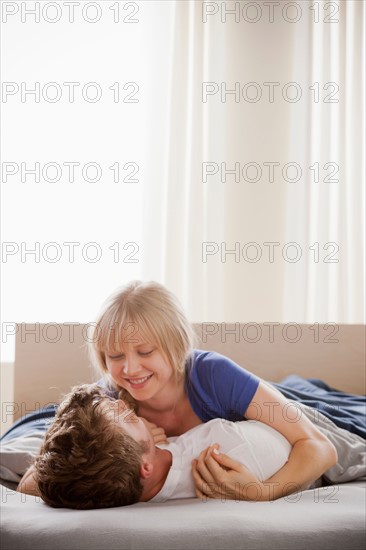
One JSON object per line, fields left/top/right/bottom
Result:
{"left": 140, "top": 460, "right": 153, "bottom": 479}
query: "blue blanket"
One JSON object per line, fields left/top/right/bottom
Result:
{"left": 1, "top": 376, "right": 365, "bottom": 442}
{"left": 272, "top": 375, "right": 366, "bottom": 439}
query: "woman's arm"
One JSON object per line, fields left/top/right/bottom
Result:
{"left": 192, "top": 380, "right": 338, "bottom": 501}
{"left": 245, "top": 381, "right": 338, "bottom": 499}
{"left": 17, "top": 464, "right": 41, "bottom": 497}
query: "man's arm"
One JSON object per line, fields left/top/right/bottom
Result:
{"left": 17, "top": 464, "right": 41, "bottom": 496}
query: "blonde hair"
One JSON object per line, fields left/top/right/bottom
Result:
{"left": 88, "top": 281, "right": 195, "bottom": 405}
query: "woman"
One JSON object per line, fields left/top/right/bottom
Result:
{"left": 87, "top": 280, "right": 339, "bottom": 501}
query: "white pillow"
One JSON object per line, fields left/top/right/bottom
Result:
{"left": 0, "top": 431, "right": 45, "bottom": 484}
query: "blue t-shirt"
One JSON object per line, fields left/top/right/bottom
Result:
{"left": 185, "top": 350, "right": 260, "bottom": 421}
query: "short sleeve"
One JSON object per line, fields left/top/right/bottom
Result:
{"left": 185, "top": 350, "right": 260, "bottom": 421}
{"left": 96, "top": 377, "right": 119, "bottom": 399}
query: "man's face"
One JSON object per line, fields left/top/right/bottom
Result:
{"left": 100, "top": 398, "right": 155, "bottom": 453}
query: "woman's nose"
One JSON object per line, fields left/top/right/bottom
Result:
{"left": 122, "top": 354, "right": 139, "bottom": 375}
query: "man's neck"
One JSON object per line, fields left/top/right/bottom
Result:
{"left": 140, "top": 447, "right": 172, "bottom": 501}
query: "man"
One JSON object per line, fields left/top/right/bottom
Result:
{"left": 17, "top": 384, "right": 365, "bottom": 508}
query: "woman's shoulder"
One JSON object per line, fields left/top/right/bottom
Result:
{"left": 187, "top": 349, "right": 254, "bottom": 381}
{"left": 189, "top": 348, "right": 232, "bottom": 365}
{"left": 189, "top": 348, "right": 244, "bottom": 366}
{"left": 184, "top": 349, "right": 260, "bottom": 420}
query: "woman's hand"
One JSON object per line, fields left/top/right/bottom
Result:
{"left": 145, "top": 421, "right": 168, "bottom": 445}
{"left": 192, "top": 444, "right": 265, "bottom": 501}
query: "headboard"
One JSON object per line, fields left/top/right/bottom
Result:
{"left": 1, "top": 323, "right": 365, "bottom": 432}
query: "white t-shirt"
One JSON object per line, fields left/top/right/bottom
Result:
{"left": 150, "top": 418, "right": 292, "bottom": 502}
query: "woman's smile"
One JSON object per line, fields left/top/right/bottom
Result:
{"left": 125, "top": 374, "right": 154, "bottom": 388}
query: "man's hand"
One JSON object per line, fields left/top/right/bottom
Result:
{"left": 17, "top": 465, "right": 40, "bottom": 497}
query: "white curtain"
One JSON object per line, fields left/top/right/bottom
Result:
{"left": 141, "top": 1, "right": 228, "bottom": 320}
{"left": 140, "top": 0, "right": 365, "bottom": 323}
{"left": 283, "top": 0, "right": 365, "bottom": 323}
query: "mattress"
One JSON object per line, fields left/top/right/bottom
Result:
{"left": 1, "top": 481, "right": 365, "bottom": 550}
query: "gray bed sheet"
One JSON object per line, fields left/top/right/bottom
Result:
{"left": 1, "top": 481, "right": 365, "bottom": 550}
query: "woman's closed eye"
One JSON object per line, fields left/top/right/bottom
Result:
{"left": 107, "top": 350, "right": 154, "bottom": 360}
{"left": 108, "top": 354, "right": 125, "bottom": 360}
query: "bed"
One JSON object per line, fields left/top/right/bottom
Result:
{"left": 1, "top": 323, "right": 365, "bottom": 550}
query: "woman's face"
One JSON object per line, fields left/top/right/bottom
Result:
{"left": 104, "top": 335, "right": 175, "bottom": 403}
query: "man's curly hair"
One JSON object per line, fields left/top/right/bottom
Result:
{"left": 33, "top": 384, "right": 146, "bottom": 509}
